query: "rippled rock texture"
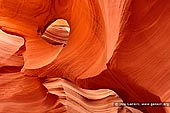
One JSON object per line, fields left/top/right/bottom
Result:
{"left": 0, "top": 0, "right": 169, "bottom": 113}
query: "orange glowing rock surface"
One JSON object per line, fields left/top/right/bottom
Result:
{"left": 0, "top": 0, "right": 169, "bottom": 113}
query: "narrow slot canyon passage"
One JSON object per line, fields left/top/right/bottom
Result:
{"left": 0, "top": 0, "right": 170, "bottom": 113}
{"left": 42, "top": 19, "right": 70, "bottom": 46}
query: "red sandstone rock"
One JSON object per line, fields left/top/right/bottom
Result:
{"left": 0, "top": 0, "right": 169, "bottom": 113}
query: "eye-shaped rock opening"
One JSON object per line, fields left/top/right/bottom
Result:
{"left": 41, "top": 19, "right": 70, "bottom": 46}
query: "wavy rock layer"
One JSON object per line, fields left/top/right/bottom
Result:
{"left": 0, "top": 73, "right": 63, "bottom": 113}
{"left": 0, "top": 73, "right": 142, "bottom": 113}
{"left": 0, "top": 0, "right": 169, "bottom": 113}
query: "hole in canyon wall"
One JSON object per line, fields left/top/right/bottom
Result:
{"left": 41, "top": 19, "right": 70, "bottom": 46}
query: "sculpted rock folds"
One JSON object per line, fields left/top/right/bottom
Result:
{"left": 0, "top": 0, "right": 169, "bottom": 113}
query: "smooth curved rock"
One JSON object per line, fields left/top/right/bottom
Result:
{"left": 0, "top": 0, "right": 169, "bottom": 113}
{"left": 0, "top": 73, "right": 62, "bottom": 113}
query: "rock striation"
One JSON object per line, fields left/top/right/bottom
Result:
{"left": 0, "top": 0, "right": 169, "bottom": 113}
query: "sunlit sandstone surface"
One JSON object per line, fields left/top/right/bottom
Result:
{"left": 0, "top": 0, "right": 170, "bottom": 113}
